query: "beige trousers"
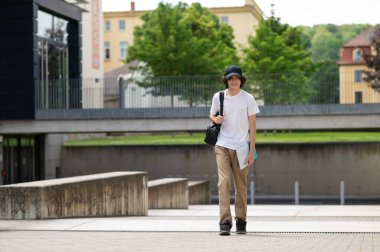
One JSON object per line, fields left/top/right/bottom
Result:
{"left": 215, "top": 145, "right": 249, "bottom": 223}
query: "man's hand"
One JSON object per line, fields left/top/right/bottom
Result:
{"left": 214, "top": 115, "right": 224, "bottom": 124}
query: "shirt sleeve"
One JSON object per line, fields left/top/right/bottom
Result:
{"left": 210, "top": 92, "right": 220, "bottom": 115}
{"left": 247, "top": 94, "right": 260, "bottom": 116}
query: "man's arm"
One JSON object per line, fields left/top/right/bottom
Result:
{"left": 209, "top": 114, "right": 224, "bottom": 124}
{"left": 246, "top": 115, "right": 257, "bottom": 166}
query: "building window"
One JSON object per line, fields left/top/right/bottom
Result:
{"left": 37, "top": 10, "right": 68, "bottom": 44}
{"left": 119, "top": 20, "right": 126, "bottom": 31}
{"left": 221, "top": 16, "right": 228, "bottom": 24}
{"left": 353, "top": 49, "right": 362, "bottom": 61}
{"left": 355, "top": 91, "right": 362, "bottom": 104}
{"left": 120, "top": 41, "right": 128, "bottom": 60}
{"left": 37, "top": 10, "right": 69, "bottom": 82}
{"left": 104, "top": 42, "right": 110, "bottom": 60}
{"left": 105, "top": 20, "right": 111, "bottom": 32}
{"left": 354, "top": 70, "right": 362, "bottom": 82}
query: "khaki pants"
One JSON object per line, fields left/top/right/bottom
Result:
{"left": 215, "top": 145, "right": 249, "bottom": 223}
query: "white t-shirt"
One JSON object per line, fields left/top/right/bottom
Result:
{"left": 210, "top": 89, "right": 260, "bottom": 150}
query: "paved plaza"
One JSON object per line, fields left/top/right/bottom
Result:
{"left": 1, "top": 205, "right": 380, "bottom": 251}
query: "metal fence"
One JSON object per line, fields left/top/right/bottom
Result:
{"left": 35, "top": 76, "right": 222, "bottom": 110}
{"left": 34, "top": 72, "right": 380, "bottom": 118}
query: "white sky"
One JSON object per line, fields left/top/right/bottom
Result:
{"left": 102, "top": 0, "right": 380, "bottom": 27}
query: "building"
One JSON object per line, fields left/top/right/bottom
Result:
{"left": 75, "top": 0, "right": 105, "bottom": 108}
{"left": 0, "top": 0, "right": 82, "bottom": 119}
{"left": 103, "top": 0, "right": 263, "bottom": 73}
{"left": 0, "top": 0, "right": 104, "bottom": 185}
{"left": 338, "top": 27, "right": 380, "bottom": 104}
{"left": 79, "top": 0, "right": 104, "bottom": 79}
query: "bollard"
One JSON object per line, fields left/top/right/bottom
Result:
{"left": 340, "top": 181, "right": 345, "bottom": 205}
{"left": 250, "top": 181, "right": 255, "bottom": 205}
{"left": 294, "top": 181, "right": 299, "bottom": 205}
{"left": 119, "top": 78, "right": 125, "bottom": 108}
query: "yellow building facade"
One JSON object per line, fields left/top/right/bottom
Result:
{"left": 339, "top": 66, "right": 380, "bottom": 104}
{"left": 103, "top": 0, "right": 263, "bottom": 73}
{"left": 338, "top": 27, "right": 380, "bottom": 104}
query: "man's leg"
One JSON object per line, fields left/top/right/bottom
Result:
{"left": 215, "top": 146, "right": 233, "bottom": 223}
{"left": 231, "top": 150, "right": 249, "bottom": 233}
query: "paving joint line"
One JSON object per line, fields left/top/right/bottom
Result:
{"left": 63, "top": 219, "right": 97, "bottom": 231}
{"left": 1, "top": 230, "right": 380, "bottom": 234}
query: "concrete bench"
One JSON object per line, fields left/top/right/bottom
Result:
{"left": 188, "top": 180, "right": 211, "bottom": 204}
{"left": 0, "top": 172, "right": 148, "bottom": 219}
{"left": 148, "top": 178, "right": 188, "bottom": 209}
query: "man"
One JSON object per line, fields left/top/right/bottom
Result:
{"left": 209, "top": 65, "right": 260, "bottom": 235}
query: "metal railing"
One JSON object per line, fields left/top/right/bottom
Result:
{"left": 34, "top": 72, "right": 380, "bottom": 119}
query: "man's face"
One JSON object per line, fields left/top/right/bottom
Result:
{"left": 227, "top": 75, "right": 241, "bottom": 89}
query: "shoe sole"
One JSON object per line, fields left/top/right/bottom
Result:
{"left": 236, "top": 231, "right": 246, "bottom": 234}
{"left": 219, "top": 231, "right": 231, "bottom": 236}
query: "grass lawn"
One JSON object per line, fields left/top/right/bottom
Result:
{"left": 64, "top": 131, "right": 380, "bottom": 146}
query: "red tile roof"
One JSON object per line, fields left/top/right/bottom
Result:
{"left": 343, "top": 27, "right": 376, "bottom": 47}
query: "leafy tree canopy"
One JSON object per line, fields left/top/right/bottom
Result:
{"left": 243, "top": 13, "right": 314, "bottom": 75}
{"left": 364, "top": 26, "right": 380, "bottom": 91}
{"left": 242, "top": 9, "right": 315, "bottom": 105}
{"left": 127, "top": 2, "right": 238, "bottom": 77}
{"left": 300, "top": 24, "right": 371, "bottom": 62}
{"left": 299, "top": 24, "right": 370, "bottom": 103}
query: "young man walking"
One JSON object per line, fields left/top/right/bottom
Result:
{"left": 209, "top": 65, "right": 260, "bottom": 235}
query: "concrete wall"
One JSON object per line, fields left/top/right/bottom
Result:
{"left": 255, "top": 143, "right": 380, "bottom": 196}
{"left": 148, "top": 178, "right": 188, "bottom": 209}
{"left": 62, "top": 144, "right": 218, "bottom": 193}
{"left": 3, "top": 111, "right": 380, "bottom": 134}
{"left": 45, "top": 134, "right": 67, "bottom": 180}
{"left": 0, "top": 136, "right": 3, "bottom": 185}
{"left": 189, "top": 180, "right": 211, "bottom": 204}
{"left": 45, "top": 133, "right": 107, "bottom": 179}
{"left": 61, "top": 143, "right": 380, "bottom": 199}
{"left": 0, "top": 172, "right": 148, "bottom": 219}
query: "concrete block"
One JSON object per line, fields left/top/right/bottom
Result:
{"left": 0, "top": 172, "right": 148, "bottom": 219}
{"left": 148, "top": 178, "right": 188, "bottom": 209}
{"left": 188, "top": 180, "right": 210, "bottom": 205}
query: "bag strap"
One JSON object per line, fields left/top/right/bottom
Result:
{"left": 219, "top": 91, "right": 224, "bottom": 116}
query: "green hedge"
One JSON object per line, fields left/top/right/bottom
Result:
{"left": 64, "top": 131, "right": 380, "bottom": 147}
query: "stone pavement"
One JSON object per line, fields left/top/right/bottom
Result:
{"left": 1, "top": 205, "right": 380, "bottom": 251}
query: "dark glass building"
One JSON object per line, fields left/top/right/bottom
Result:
{"left": 0, "top": 0, "right": 83, "bottom": 184}
{"left": 0, "top": 0, "right": 83, "bottom": 119}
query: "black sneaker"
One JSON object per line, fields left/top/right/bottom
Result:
{"left": 219, "top": 220, "right": 232, "bottom": 236}
{"left": 236, "top": 218, "right": 247, "bottom": 234}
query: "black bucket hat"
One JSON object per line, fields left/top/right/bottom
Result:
{"left": 224, "top": 65, "right": 242, "bottom": 78}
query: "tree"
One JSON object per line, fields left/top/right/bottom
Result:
{"left": 309, "top": 60, "right": 339, "bottom": 104}
{"left": 301, "top": 24, "right": 370, "bottom": 62}
{"left": 301, "top": 24, "right": 370, "bottom": 103}
{"left": 304, "top": 26, "right": 341, "bottom": 103}
{"left": 363, "top": 26, "right": 380, "bottom": 91}
{"left": 242, "top": 7, "right": 315, "bottom": 105}
{"left": 126, "top": 2, "right": 238, "bottom": 105}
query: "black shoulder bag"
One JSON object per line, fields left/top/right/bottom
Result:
{"left": 204, "top": 91, "right": 224, "bottom": 147}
